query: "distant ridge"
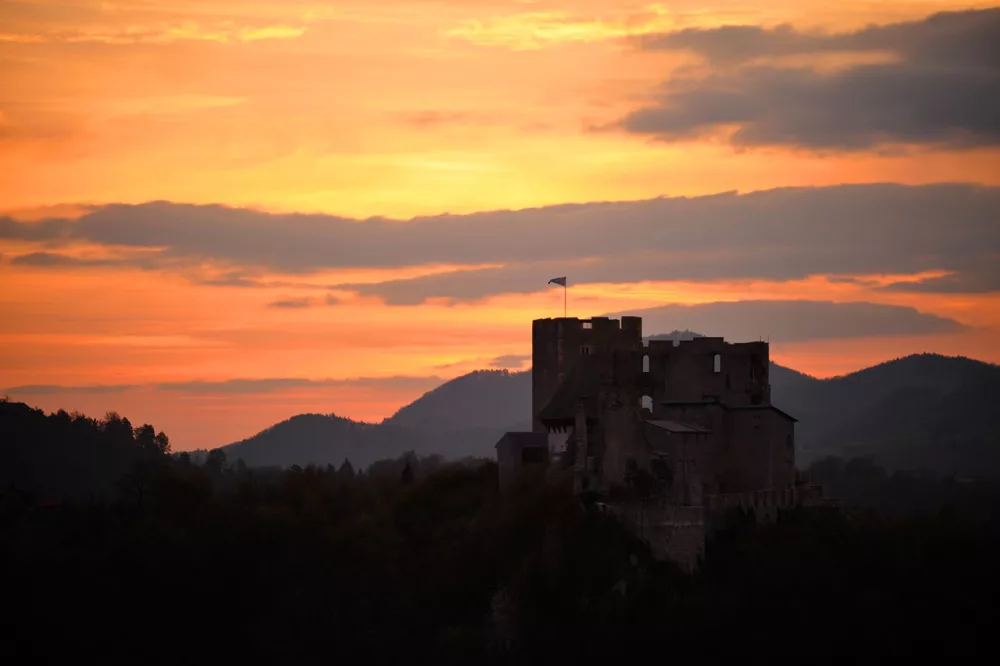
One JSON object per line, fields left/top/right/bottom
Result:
{"left": 387, "top": 369, "right": 530, "bottom": 433}
{"left": 218, "top": 350, "right": 999, "bottom": 477}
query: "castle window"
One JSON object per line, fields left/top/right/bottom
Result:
{"left": 641, "top": 395, "right": 653, "bottom": 411}
{"left": 580, "top": 345, "right": 591, "bottom": 355}
{"left": 582, "top": 321, "right": 592, "bottom": 330}
{"left": 713, "top": 353, "right": 721, "bottom": 373}
{"left": 642, "top": 354, "right": 650, "bottom": 373}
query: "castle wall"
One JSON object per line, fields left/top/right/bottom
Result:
{"left": 645, "top": 338, "right": 770, "bottom": 407}
{"left": 496, "top": 433, "right": 549, "bottom": 491}
{"left": 598, "top": 386, "right": 643, "bottom": 489}
{"left": 722, "top": 408, "right": 795, "bottom": 492}
{"left": 607, "top": 501, "right": 706, "bottom": 572}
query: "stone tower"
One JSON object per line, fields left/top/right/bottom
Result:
{"left": 531, "top": 316, "right": 643, "bottom": 433}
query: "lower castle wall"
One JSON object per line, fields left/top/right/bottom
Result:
{"left": 605, "top": 486, "right": 827, "bottom": 571}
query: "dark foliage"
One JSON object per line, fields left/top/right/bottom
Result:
{"left": 2, "top": 401, "right": 998, "bottom": 662}
{"left": 0, "top": 399, "right": 170, "bottom": 501}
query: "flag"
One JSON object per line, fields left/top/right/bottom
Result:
{"left": 548, "top": 277, "right": 567, "bottom": 287}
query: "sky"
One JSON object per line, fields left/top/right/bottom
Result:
{"left": 1, "top": 0, "right": 998, "bottom": 450}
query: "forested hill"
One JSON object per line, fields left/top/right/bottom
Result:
{"left": 222, "top": 414, "right": 436, "bottom": 471}
{"left": 772, "top": 354, "right": 1000, "bottom": 474}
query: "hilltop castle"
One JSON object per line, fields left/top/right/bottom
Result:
{"left": 496, "top": 316, "right": 823, "bottom": 570}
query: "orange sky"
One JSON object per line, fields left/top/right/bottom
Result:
{"left": 1, "top": 1, "right": 998, "bottom": 449}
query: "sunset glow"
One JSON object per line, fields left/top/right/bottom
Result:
{"left": 2, "top": 1, "right": 998, "bottom": 449}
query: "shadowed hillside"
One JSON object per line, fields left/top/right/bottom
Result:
{"left": 773, "top": 353, "right": 1000, "bottom": 472}
{"left": 386, "top": 369, "right": 531, "bottom": 433}
{"left": 221, "top": 413, "right": 523, "bottom": 471}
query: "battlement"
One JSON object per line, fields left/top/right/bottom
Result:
{"left": 706, "top": 486, "right": 824, "bottom": 512}
{"left": 642, "top": 335, "right": 771, "bottom": 407}
{"left": 532, "top": 316, "right": 642, "bottom": 337}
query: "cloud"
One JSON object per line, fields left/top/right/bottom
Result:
{"left": 156, "top": 376, "right": 442, "bottom": 394}
{"left": 9, "top": 252, "right": 124, "bottom": 268}
{"left": 606, "top": 300, "right": 967, "bottom": 343}
{"left": 0, "top": 218, "right": 73, "bottom": 241}
{"left": 634, "top": 9, "right": 1000, "bottom": 67}
{"left": 3, "top": 384, "right": 137, "bottom": 395}
{"left": 399, "top": 111, "right": 483, "bottom": 128}
{"left": 489, "top": 354, "right": 531, "bottom": 369}
{"left": 2, "top": 184, "right": 997, "bottom": 300}
{"left": 880, "top": 261, "right": 1000, "bottom": 294}
{"left": 443, "top": 10, "right": 666, "bottom": 50}
{"left": 4, "top": 377, "right": 445, "bottom": 397}
{"left": 620, "top": 8, "right": 1000, "bottom": 149}
{"left": 195, "top": 270, "right": 263, "bottom": 288}
{"left": 0, "top": 23, "right": 307, "bottom": 46}
{"left": 267, "top": 297, "right": 313, "bottom": 309}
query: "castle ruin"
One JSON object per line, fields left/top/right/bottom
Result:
{"left": 498, "top": 316, "right": 823, "bottom": 570}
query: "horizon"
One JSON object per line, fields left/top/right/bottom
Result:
{"left": 2, "top": 1, "right": 998, "bottom": 451}
{"left": 5, "top": 347, "right": 995, "bottom": 451}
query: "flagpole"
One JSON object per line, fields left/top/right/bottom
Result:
{"left": 564, "top": 283, "right": 567, "bottom": 318}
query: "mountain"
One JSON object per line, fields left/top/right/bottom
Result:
{"left": 386, "top": 369, "right": 531, "bottom": 433}
{"left": 774, "top": 354, "right": 1000, "bottom": 474}
{"left": 222, "top": 413, "right": 510, "bottom": 471}
{"left": 221, "top": 373, "right": 535, "bottom": 470}
{"left": 221, "top": 353, "right": 1000, "bottom": 477}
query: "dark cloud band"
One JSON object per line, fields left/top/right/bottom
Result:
{"left": 621, "top": 8, "right": 1000, "bottom": 149}
{"left": 2, "top": 184, "right": 998, "bottom": 300}
{"left": 606, "top": 300, "right": 966, "bottom": 343}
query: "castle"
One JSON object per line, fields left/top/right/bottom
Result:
{"left": 496, "top": 316, "right": 823, "bottom": 570}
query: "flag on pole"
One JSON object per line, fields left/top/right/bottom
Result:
{"left": 548, "top": 277, "right": 567, "bottom": 286}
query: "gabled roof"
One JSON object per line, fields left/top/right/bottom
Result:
{"left": 646, "top": 420, "right": 711, "bottom": 434}
{"left": 728, "top": 404, "right": 798, "bottom": 422}
{"left": 659, "top": 399, "right": 798, "bottom": 422}
{"left": 495, "top": 431, "right": 548, "bottom": 449}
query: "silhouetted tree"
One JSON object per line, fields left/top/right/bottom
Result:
{"left": 338, "top": 458, "right": 355, "bottom": 480}
{"left": 205, "top": 448, "right": 227, "bottom": 475}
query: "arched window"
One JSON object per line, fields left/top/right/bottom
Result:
{"left": 641, "top": 395, "right": 653, "bottom": 412}
{"left": 642, "top": 354, "right": 650, "bottom": 373}
{"left": 713, "top": 353, "right": 721, "bottom": 373}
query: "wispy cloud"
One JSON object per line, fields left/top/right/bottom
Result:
{"left": 442, "top": 7, "right": 674, "bottom": 50}
{"left": 267, "top": 297, "right": 314, "bottom": 309}
{"left": 3, "top": 384, "right": 137, "bottom": 395}
{"left": 489, "top": 354, "right": 531, "bottom": 368}
{"left": 0, "top": 22, "right": 307, "bottom": 45}
{"left": 157, "top": 376, "right": 443, "bottom": 394}
{"left": 4, "top": 376, "right": 444, "bottom": 396}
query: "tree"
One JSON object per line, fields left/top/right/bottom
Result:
{"left": 205, "top": 448, "right": 228, "bottom": 474}
{"left": 338, "top": 458, "right": 356, "bottom": 480}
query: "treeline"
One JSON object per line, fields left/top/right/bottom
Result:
{"left": 1, "top": 399, "right": 170, "bottom": 501}
{"left": 2, "top": 400, "right": 998, "bottom": 661}
{"left": 806, "top": 454, "right": 1000, "bottom": 517}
